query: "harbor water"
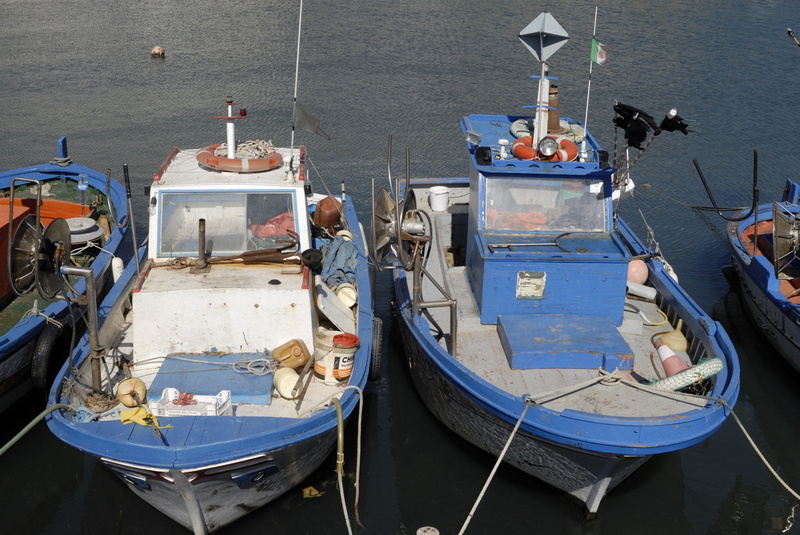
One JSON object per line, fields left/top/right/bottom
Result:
{"left": 2, "top": 0, "right": 800, "bottom": 533}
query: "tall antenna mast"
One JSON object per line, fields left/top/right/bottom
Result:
{"left": 290, "top": 0, "right": 304, "bottom": 161}
{"left": 580, "top": 6, "right": 599, "bottom": 161}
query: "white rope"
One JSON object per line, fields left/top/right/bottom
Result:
{"left": 213, "top": 139, "right": 277, "bottom": 159}
{"left": 21, "top": 304, "right": 64, "bottom": 329}
{"left": 342, "top": 385, "right": 365, "bottom": 529}
{"left": 134, "top": 355, "right": 277, "bottom": 376}
{"left": 458, "top": 396, "right": 534, "bottom": 535}
{"left": 718, "top": 398, "right": 800, "bottom": 501}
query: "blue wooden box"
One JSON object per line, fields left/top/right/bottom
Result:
{"left": 148, "top": 353, "right": 273, "bottom": 405}
{"left": 497, "top": 314, "right": 634, "bottom": 371}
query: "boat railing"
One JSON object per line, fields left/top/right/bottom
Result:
{"left": 408, "top": 227, "right": 458, "bottom": 357}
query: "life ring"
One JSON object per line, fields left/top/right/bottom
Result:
{"left": 195, "top": 144, "right": 283, "bottom": 173}
{"left": 511, "top": 136, "right": 579, "bottom": 162}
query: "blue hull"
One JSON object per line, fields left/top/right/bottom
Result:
{"left": 728, "top": 179, "right": 800, "bottom": 372}
{"left": 0, "top": 137, "right": 129, "bottom": 411}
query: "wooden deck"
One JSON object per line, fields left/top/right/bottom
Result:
{"left": 409, "top": 185, "right": 708, "bottom": 419}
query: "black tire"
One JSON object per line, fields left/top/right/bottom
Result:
{"left": 31, "top": 322, "right": 63, "bottom": 389}
{"left": 369, "top": 316, "right": 383, "bottom": 381}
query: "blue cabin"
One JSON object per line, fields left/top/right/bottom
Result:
{"left": 461, "top": 114, "right": 632, "bottom": 329}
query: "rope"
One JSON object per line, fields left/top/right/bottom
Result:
{"left": 0, "top": 404, "right": 73, "bottom": 457}
{"left": 332, "top": 398, "right": 354, "bottom": 535}
{"left": 718, "top": 398, "right": 800, "bottom": 501}
{"left": 213, "top": 139, "right": 277, "bottom": 159}
{"left": 20, "top": 304, "right": 64, "bottom": 329}
{"left": 458, "top": 396, "right": 534, "bottom": 534}
{"left": 323, "top": 386, "right": 365, "bottom": 533}
{"left": 624, "top": 303, "right": 669, "bottom": 326}
{"left": 134, "top": 355, "right": 277, "bottom": 377}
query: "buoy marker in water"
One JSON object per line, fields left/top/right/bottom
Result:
{"left": 150, "top": 46, "right": 165, "bottom": 57}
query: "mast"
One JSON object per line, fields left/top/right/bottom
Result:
{"left": 580, "top": 6, "right": 599, "bottom": 161}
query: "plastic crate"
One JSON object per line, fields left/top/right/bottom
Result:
{"left": 148, "top": 388, "right": 233, "bottom": 417}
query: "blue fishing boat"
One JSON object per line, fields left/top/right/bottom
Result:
{"left": 371, "top": 13, "right": 740, "bottom": 516}
{"left": 722, "top": 178, "right": 800, "bottom": 372}
{"left": 0, "top": 137, "right": 129, "bottom": 411}
{"left": 46, "top": 99, "right": 377, "bottom": 533}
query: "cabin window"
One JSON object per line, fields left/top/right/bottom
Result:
{"left": 158, "top": 191, "right": 296, "bottom": 257}
{"left": 484, "top": 177, "right": 606, "bottom": 233}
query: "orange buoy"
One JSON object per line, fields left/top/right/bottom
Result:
{"left": 654, "top": 338, "right": 690, "bottom": 377}
{"left": 511, "top": 136, "right": 579, "bottom": 162}
{"left": 195, "top": 144, "right": 283, "bottom": 173}
{"left": 627, "top": 259, "right": 649, "bottom": 285}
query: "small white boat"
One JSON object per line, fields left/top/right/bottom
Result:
{"left": 46, "top": 100, "right": 378, "bottom": 533}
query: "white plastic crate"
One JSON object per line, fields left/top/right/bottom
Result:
{"left": 148, "top": 388, "right": 233, "bottom": 417}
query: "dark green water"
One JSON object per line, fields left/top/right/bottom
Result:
{"left": 2, "top": 0, "right": 800, "bottom": 533}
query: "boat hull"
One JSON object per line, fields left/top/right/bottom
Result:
{"left": 393, "top": 285, "right": 648, "bottom": 515}
{"left": 729, "top": 224, "right": 800, "bottom": 372}
{"left": 0, "top": 141, "right": 129, "bottom": 408}
{"left": 102, "top": 426, "right": 338, "bottom": 532}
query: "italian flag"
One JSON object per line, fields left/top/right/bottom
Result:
{"left": 590, "top": 38, "right": 607, "bottom": 65}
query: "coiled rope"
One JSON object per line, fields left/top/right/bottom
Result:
{"left": 213, "top": 139, "right": 277, "bottom": 159}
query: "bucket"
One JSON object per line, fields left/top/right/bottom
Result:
{"left": 273, "top": 367, "right": 300, "bottom": 399}
{"left": 313, "top": 330, "right": 359, "bottom": 384}
{"left": 272, "top": 339, "right": 311, "bottom": 370}
{"left": 428, "top": 186, "right": 450, "bottom": 212}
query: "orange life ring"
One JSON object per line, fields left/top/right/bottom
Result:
{"left": 195, "top": 144, "right": 283, "bottom": 173}
{"left": 511, "top": 136, "right": 579, "bottom": 162}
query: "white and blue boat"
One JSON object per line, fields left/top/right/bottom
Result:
{"left": 723, "top": 178, "right": 800, "bottom": 372}
{"left": 46, "top": 100, "right": 377, "bottom": 533}
{"left": 0, "top": 137, "right": 129, "bottom": 411}
{"left": 372, "top": 13, "right": 740, "bottom": 516}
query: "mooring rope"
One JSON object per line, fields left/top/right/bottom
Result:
{"left": 0, "top": 404, "right": 73, "bottom": 457}
{"left": 458, "top": 395, "right": 535, "bottom": 535}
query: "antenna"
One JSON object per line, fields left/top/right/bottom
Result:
{"left": 581, "top": 6, "right": 599, "bottom": 161}
{"left": 289, "top": 0, "right": 305, "bottom": 165}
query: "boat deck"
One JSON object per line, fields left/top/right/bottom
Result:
{"left": 410, "top": 184, "right": 708, "bottom": 418}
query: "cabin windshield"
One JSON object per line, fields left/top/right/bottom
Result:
{"left": 484, "top": 177, "right": 606, "bottom": 233}
{"left": 157, "top": 191, "right": 297, "bottom": 257}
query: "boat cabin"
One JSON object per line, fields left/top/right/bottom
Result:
{"left": 461, "top": 114, "right": 632, "bottom": 327}
{"left": 133, "top": 147, "right": 316, "bottom": 364}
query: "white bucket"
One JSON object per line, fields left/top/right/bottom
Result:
{"left": 313, "top": 329, "right": 359, "bottom": 385}
{"left": 273, "top": 367, "right": 300, "bottom": 399}
{"left": 428, "top": 186, "right": 450, "bottom": 212}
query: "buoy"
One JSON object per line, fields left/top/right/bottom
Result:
{"left": 627, "top": 259, "right": 648, "bottom": 284}
{"left": 111, "top": 257, "right": 124, "bottom": 282}
{"left": 654, "top": 338, "right": 690, "bottom": 377}
{"left": 117, "top": 377, "right": 147, "bottom": 407}
{"left": 274, "top": 368, "right": 300, "bottom": 399}
{"left": 150, "top": 46, "right": 165, "bottom": 57}
{"left": 659, "top": 319, "right": 689, "bottom": 352}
